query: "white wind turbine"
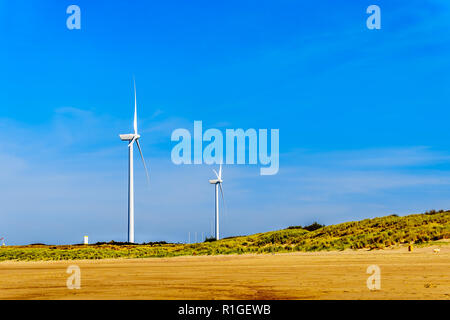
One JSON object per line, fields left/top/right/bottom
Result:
{"left": 119, "top": 80, "right": 150, "bottom": 243}
{"left": 209, "top": 164, "right": 224, "bottom": 240}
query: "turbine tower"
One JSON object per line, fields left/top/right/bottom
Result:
{"left": 209, "top": 164, "right": 224, "bottom": 240}
{"left": 119, "top": 79, "right": 150, "bottom": 243}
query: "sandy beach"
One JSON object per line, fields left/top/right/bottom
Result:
{"left": 0, "top": 245, "right": 448, "bottom": 300}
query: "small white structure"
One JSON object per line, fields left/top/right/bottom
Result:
{"left": 83, "top": 235, "right": 89, "bottom": 245}
{"left": 433, "top": 248, "right": 440, "bottom": 254}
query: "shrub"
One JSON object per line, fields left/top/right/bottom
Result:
{"left": 303, "top": 222, "right": 325, "bottom": 231}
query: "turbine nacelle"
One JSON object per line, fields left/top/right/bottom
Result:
{"left": 119, "top": 133, "right": 141, "bottom": 141}
{"left": 209, "top": 179, "right": 223, "bottom": 184}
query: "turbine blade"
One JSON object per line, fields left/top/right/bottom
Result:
{"left": 218, "top": 182, "right": 226, "bottom": 220}
{"left": 136, "top": 139, "right": 150, "bottom": 184}
{"left": 219, "top": 164, "right": 222, "bottom": 179}
{"left": 133, "top": 78, "right": 137, "bottom": 135}
{"left": 128, "top": 136, "right": 137, "bottom": 147}
{"left": 212, "top": 169, "right": 219, "bottom": 179}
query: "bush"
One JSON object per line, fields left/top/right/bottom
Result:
{"left": 303, "top": 222, "right": 325, "bottom": 231}
{"left": 287, "top": 222, "right": 325, "bottom": 231}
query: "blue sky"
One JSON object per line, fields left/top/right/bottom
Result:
{"left": 1, "top": 1, "right": 450, "bottom": 245}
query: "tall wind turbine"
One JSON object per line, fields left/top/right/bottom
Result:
{"left": 209, "top": 164, "right": 224, "bottom": 240}
{"left": 119, "top": 79, "right": 150, "bottom": 243}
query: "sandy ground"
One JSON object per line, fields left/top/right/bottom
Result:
{"left": 0, "top": 245, "right": 448, "bottom": 300}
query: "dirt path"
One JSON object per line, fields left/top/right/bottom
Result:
{"left": 0, "top": 245, "right": 448, "bottom": 299}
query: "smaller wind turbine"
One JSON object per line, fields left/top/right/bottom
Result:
{"left": 209, "top": 164, "right": 224, "bottom": 240}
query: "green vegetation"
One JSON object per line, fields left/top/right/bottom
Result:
{"left": 288, "top": 222, "right": 325, "bottom": 231}
{"left": 1, "top": 211, "right": 449, "bottom": 261}
{"left": 203, "top": 236, "right": 216, "bottom": 242}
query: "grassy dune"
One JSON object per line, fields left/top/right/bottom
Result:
{"left": 1, "top": 211, "right": 449, "bottom": 261}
